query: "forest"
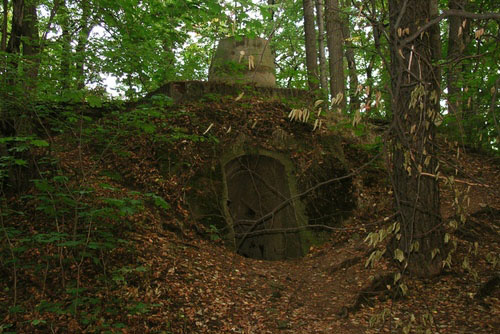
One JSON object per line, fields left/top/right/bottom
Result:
{"left": 0, "top": 0, "right": 499, "bottom": 333}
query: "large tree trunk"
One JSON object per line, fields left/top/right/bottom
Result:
{"left": 1, "top": 0, "right": 8, "bottom": 51}
{"left": 325, "top": 0, "right": 345, "bottom": 108}
{"left": 1, "top": 0, "right": 39, "bottom": 192}
{"left": 389, "top": 0, "right": 444, "bottom": 277}
{"left": 303, "top": 0, "right": 319, "bottom": 91}
{"left": 314, "top": 0, "right": 329, "bottom": 100}
{"left": 6, "top": 0, "right": 23, "bottom": 55}
{"left": 21, "top": 0, "right": 40, "bottom": 89}
{"left": 5, "top": 0, "right": 40, "bottom": 88}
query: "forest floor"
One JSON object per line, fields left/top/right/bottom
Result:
{"left": 1, "top": 98, "right": 499, "bottom": 333}
{"left": 125, "top": 145, "right": 499, "bottom": 334}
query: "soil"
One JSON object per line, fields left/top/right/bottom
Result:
{"left": 1, "top": 97, "right": 499, "bottom": 333}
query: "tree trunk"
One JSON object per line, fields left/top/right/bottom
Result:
{"left": 1, "top": 0, "right": 8, "bottom": 51}
{"left": 20, "top": 0, "right": 40, "bottom": 90}
{"left": 6, "top": 0, "right": 23, "bottom": 55}
{"left": 340, "top": 0, "right": 359, "bottom": 113}
{"left": 1, "top": 0, "right": 38, "bottom": 192}
{"left": 325, "top": 0, "right": 345, "bottom": 108}
{"left": 75, "top": 0, "right": 91, "bottom": 90}
{"left": 389, "top": 0, "right": 444, "bottom": 277}
{"left": 314, "top": 0, "right": 329, "bottom": 100}
{"left": 60, "top": 0, "right": 71, "bottom": 90}
{"left": 303, "top": 0, "right": 319, "bottom": 91}
{"left": 267, "top": 0, "right": 275, "bottom": 22}
{"left": 490, "top": 77, "right": 500, "bottom": 145}
{"left": 447, "top": 0, "right": 468, "bottom": 145}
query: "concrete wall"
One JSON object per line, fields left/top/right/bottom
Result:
{"left": 221, "top": 146, "right": 312, "bottom": 260}
{"left": 209, "top": 37, "right": 276, "bottom": 87}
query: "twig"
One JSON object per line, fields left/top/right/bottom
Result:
{"left": 235, "top": 212, "right": 399, "bottom": 237}
{"left": 235, "top": 151, "right": 382, "bottom": 251}
{"left": 420, "top": 172, "right": 490, "bottom": 187}
{"left": 401, "top": 10, "right": 500, "bottom": 47}
{"left": 0, "top": 204, "right": 17, "bottom": 306}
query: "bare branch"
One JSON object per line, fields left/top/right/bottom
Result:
{"left": 235, "top": 151, "right": 383, "bottom": 251}
{"left": 402, "top": 10, "right": 500, "bottom": 46}
{"left": 420, "top": 172, "right": 490, "bottom": 187}
{"left": 235, "top": 213, "right": 399, "bottom": 238}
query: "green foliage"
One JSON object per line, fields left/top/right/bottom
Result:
{"left": 208, "top": 224, "right": 221, "bottom": 241}
{"left": 0, "top": 105, "right": 178, "bottom": 328}
{"left": 1, "top": 0, "right": 499, "bottom": 331}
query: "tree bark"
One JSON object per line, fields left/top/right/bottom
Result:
{"left": 303, "top": 0, "right": 319, "bottom": 91}
{"left": 60, "top": 0, "right": 71, "bottom": 90}
{"left": 340, "top": 0, "right": 359, "bottom": 113}
{"left": 75, "top": 0, "right": 92, "bottom": 90}
{"left": 325, "top": 0, "right": 345, "bottom": 108}
{"left": 490, "top": 77, "right": 500, "bottom": 145}
{"left": 389, "top": 0, "right": 444, "bottom": 277}
{"left": 2, "top": 0, "right": 38, "bottom": 192}
{"left": 20, "top": 0, "right": 40, "bottom": 89}
{"left": 267, "top": 0, "right": 275, "bottom": 22}
{"left": 1, "top": 0, "right": 8, "bottom": 51}
{"left": 6, "top": 0, "right": 23, "bottom": 55}
{"left": 446, "top": 0, "right": 467, "bottom": 144}
{"left": 314, "top": 0, "right": 329, "bottom": 100}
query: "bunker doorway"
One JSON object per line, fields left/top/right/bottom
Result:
{"left": 224, "top": 154, "right": 305, "bottom": 260}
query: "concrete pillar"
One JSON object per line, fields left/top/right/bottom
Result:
{"left": 209, "top": 36, "right": 276, "bottom": 87}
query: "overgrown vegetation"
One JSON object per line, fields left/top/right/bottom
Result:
{"left": 0, "top": 0, "right": 499, "bottom": 333}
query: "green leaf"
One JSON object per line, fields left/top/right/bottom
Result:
{"left": 140, "top": 123, "right": 156, "bottom": 134}
{"left": 33, "top": 179, "right": 55, "bottom": 192}
{"left": 393, "top": 272, "right": 401, "bottom": 284}
{"left": 8, "top": 305, "right": 25, "bottom": 314}
{"left": 14, "top": 159, "right": 28, "bottom": 166}
{"left": 87, "top": 95, "right": 103, "bottom": 108}
{"left": 58, "top": 240, "right": 84, "bottom": 247}
{"left": 399, "top": 283, "right": 408, "bottom": 296}
{"left": 30, "top": 139, "right": 49, "bottom": 147}
{"left": 146, "top": 193, "right": 170, "bottom": 210}
{"left": 31, "top": 319, "right": 47, "bottom": 326}
{"left": 0, "top": 136, "right": 14, "bottom": 144}
{"left": 394, "top": 248, "right": 405, "bottom": 262}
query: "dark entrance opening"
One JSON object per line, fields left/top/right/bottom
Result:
{"left": 224, "top": 154, "right": 305, "bottom": 260}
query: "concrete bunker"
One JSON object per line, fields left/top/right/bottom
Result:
{"left": 223, "top": 152, "right": 310, "bottom": 260}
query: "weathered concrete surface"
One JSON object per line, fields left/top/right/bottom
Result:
{"left": 209, "top": 37, "right": 276, "bottom": 87}
{"left": 222, "top": 151, "right": 310, "bottom": 260}
{"left": 145, "top": 81, "right": 312, "bottom": 105}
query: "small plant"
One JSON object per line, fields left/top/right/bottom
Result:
{"left": 209, "top": 224, "right": 221, "bottom": 241}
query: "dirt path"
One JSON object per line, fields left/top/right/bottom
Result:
{"left": 139, "top": 231, "right": 392, "bottom": 333}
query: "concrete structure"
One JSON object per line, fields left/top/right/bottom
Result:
{"left": 209, "top": 37, "right": 276, "bottom": 87}
{"left": 221, "top": 149, "right": 311, "bottom": 260}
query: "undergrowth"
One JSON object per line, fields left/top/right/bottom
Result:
{"left": 0, "top": 97, "right": 193, "bottom": 333}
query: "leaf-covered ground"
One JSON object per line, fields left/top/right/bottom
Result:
{"left": 121, "top": 144, "right": 499, "bottom": 334}
{"left": 1, "top": 97, "right": 499, "bottom": 333}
